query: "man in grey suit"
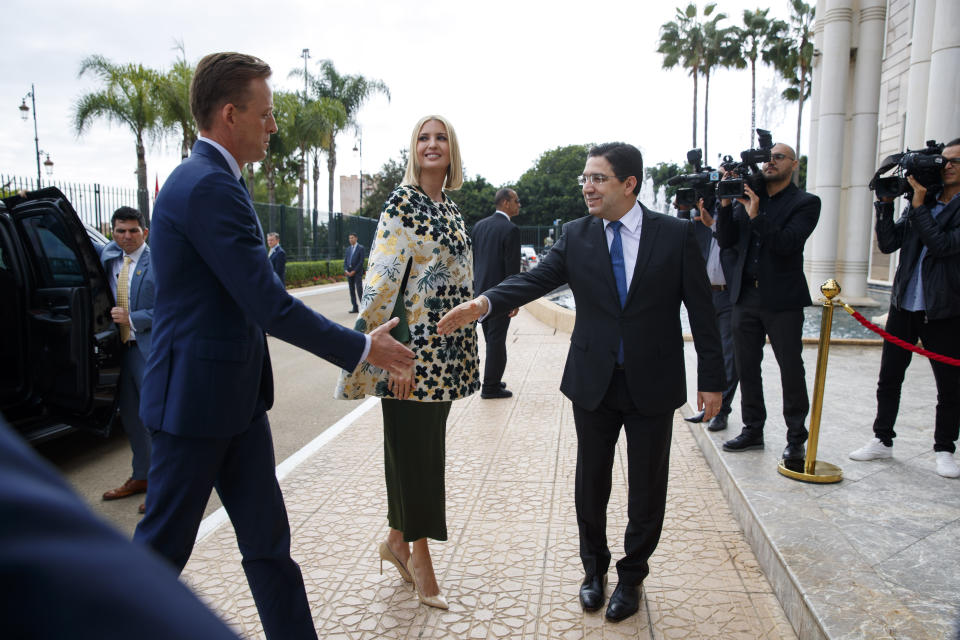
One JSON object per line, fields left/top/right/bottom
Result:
{"left": 100, "top": 206, "right": 155, "bottom": 513}
{"left": 439, "top": 142, "right": 724, "bottom": 623}
{"left": 471, "top": 188, "right": 521, "bottom": 399}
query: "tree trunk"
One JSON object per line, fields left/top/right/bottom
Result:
{"left": 136, "top": 135, "right": 150, "bottom": 227}
{"left": 692, "top": 67, "right": 699, "bottom": 150}
{"left": 263, "top": 156, "right": 277, "bottom": 232}
{"left": 750, "top": 57, "right": 757, "bottom": 145}
{"left": 327, "top": 137, "right": 337, "bottom": 216}
{"left": 312, "top": 148, "right": 321, "bottom": 258}
{"left": 703, "top": 68, "right": 711, "bottom": 163}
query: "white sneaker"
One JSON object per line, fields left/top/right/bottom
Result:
{"left": 849, "top": 438, "right": 893, "bottom": 461}
{"left": 935, "top": 452, "right": 960, "bottom": 478}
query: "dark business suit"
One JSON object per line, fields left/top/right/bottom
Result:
{"left": 716, "top": 183, "right": 820, "bottom": 445}
{"left": 136, "top": 140, "right": 366, "bottom": 640}
{"left": 344, "top": 242, "right": 366, "bottom": 311}
{"left": 269, "top": 243, "right": 286, "bottom": 285}
{"left": 101, "top": 241, "right": 155, "bottom": 481}
{"left": 0, "top": 416, "right": 240, "bottom": 640}
{"left": 482, "top": 204, "right": 724, "bottom": 585}
{"left": 471, "top": 211, "right": 521, "bottom": 392}
{"left": 691, "top": 221, "right": 739, "bottom": 419}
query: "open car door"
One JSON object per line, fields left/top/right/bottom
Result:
{"left": 3, "top": 188, "right": 122, "bottom": 440}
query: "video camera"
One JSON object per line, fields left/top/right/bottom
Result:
{"left": 716, "top": 128, "right": 775, "bottom": 200}
{"left": 869, "top": 140, "right": 945, "bottom": 202}
{"left": 668, "top": 149, "right": 720, "bottom": 217}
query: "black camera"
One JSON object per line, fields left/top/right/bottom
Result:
{"left": 669, "top": 149, "right": 720, "bottom": 213}
{"left": 869, "top": 140, "right": 946, "bottom": 202}
{"left": 716, "top": 128, "right": 775, "bottom": 200}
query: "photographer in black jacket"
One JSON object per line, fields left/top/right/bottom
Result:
{"left": 715, "top": 143, "right": 820, "bottom": 467}
{"left": 849, "top": 138, "right": 960, "bottom": 479}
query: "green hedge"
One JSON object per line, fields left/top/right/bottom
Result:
{"left": 284, "top": 259, "right": 368, "bottom": 288}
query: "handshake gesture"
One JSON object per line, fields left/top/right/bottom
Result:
{"left": 436, "top": 297, "right": 490, "bottom": 335}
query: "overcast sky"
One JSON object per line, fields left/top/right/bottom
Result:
{"left": 2, "top": 0, "right": 803, "bottom": 210}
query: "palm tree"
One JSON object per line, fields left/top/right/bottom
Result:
{"left": 303, "top": 60, "right": 389, "bottom": 217}
{"left": 658, "top": 3, "right": 716, "bottom": 150}
{"left": 74, "top": 55, "right": 165, "bottom": 222}
{"left": 700, "top": 15, "right": 740, "bottom": 161}
{"left": 771, "top": 0, "right": 815, "bottom": 161}
{"left": 736, "top": 8, "right": 788, "bottom": 145}
{"left": 156, "top": 43, "right": 197, "bottom": 160}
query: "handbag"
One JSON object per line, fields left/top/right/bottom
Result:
{"left": 389, "top": 257, "right": 413, "bottom": 343}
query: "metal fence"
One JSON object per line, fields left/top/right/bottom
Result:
{"left": 1, "top": 174, "right": 138, "bottom": 234}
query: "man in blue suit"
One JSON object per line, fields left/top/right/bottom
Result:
{"left": 134, "top": 52, "right": 414, "bottom": 640}
{"left": 100, "top": 206, "right": 155, "bottom": 514}
{"left": 267, "top": 232, "right": 286, "bottom": 284}
{"left": 344, "top": 232, "right": 365, "bottom": 313}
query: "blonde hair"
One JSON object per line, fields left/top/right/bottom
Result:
{"left": 402, "top": 115, "right": 463, "bottom": 190}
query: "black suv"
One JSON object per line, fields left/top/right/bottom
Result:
{"left": 1, "top": 187, "right": 122, "bottom": 442}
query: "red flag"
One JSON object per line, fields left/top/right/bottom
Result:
{"left": 154, "top": 174, "right": 160, "bottom": 199}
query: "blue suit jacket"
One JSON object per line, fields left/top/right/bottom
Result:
{"left": 101, "top": 241, "right": 155, "bottom": 361}
{"left": 269, "top": 244, "right": 286, "bottom": 284}
{"left": 141, "top": 140, "right": 366, "bottom": 438}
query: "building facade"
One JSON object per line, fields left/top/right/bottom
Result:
{"left": 805, "top": 0, "right": 959, "bottom": 302}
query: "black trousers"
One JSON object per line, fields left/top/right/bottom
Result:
{"left": 732, "top": 289, "right": 809, "bottom": 444}
{"left": 347, "top": 273, "right": 363, "bottom": 310}
{"left": 713, "top": 288, "right": 740, "bottom": 417}
{"left": 572, "top": 369, "right": 673, "bottom": 586}
{"left": 480, "top": 314, "right": 511, "bottom": 393}
{"left": 873, "top": 306, "right": 960, "bottom": 453}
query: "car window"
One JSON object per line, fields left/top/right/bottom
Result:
{"left": 19, "top": 213, "right": 86, "bottom": 287}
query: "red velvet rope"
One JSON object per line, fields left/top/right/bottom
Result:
{"left": 843, "top": 306, "right": 960, "bottom": 367}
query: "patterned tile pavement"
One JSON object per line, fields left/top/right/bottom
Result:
{"left": 182, "top": 309, "right": 796, "bottom": 639}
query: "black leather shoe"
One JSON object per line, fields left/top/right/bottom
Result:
{"left": 707, "top": 414, "right": 728, "bottom": 432}
{"left": 499, "top": 381, "right": 507, "bottom": 389}
{"left": 722, "top": 432, "right": 764, "bottom": 452}
{"left": 684, "top": 410, "right": 705, "bottom": 423}
{"left": 605, "top": 582, "right": 640, "bottom": 622}
{"left": 481, "top": 388, "right": 513, "bottom": 399}
{"left": 348, "top": 308, "right": 358, "bottom": 313}
{"left": 782, "top": 443, "right": 806, "bottom": 471}
{"left": 579, "top": 574, "right": 606, "bottom": 612}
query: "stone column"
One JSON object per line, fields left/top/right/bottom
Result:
{"left": 808, "top": 0, "right": 854, "bottom": 293}
{"left": 924, "top": 0, "right": 960, "bottom": 141}
{"left": 838, "top": 0, "right": 886, "bottom": 300}
{"left": 805, "top": 0, "right": 828, "bottom": 194}
{"left": 904, "top": 0, "right": 936, "bottom": 148}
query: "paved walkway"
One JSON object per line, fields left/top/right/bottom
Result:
{"left": 182, "top": 308, "right": 795, "bottom": 639}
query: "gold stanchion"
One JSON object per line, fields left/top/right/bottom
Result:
{"left": 778, "top": 279, "right": 843, "bottom": 483}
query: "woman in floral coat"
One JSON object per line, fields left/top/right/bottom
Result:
{"left": 336, "top": 115, "right": 479, "bottom": 609}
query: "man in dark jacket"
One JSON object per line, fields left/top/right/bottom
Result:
{"left": 715, "top": 142, "right": 820, "bottom": 467}
{"left": 849, "top": 138, "right": 960, "bottom": 479}
{"left": 471, "top": 188, "right": 521, "bottom": 398}
{"left": 267, "top": 232, "right": 286, "bottom": 285}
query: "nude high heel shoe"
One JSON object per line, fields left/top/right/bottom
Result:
{"left": 378, "top": 542, "right": 413, "bottom": 583}
{"left": 406, "top": 557, "right": 448, "bottom": 610}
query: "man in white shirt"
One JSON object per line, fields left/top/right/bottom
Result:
{"left": 100, "top": 207, "right": 155, "bottom": 513}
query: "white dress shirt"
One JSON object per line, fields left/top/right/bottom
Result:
{"left": 110, "top": 242, "right": 147, "bottom": 337}
{"left": 601, "top": 200, "right": 644, "bottom": 293}
{"left": 705, "top": 222, "right": 726, "bottom": 286}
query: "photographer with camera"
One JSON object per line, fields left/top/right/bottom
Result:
{"left": 676, "top": 193, "right": 740, "bottom": 432}
{"left": 849, "top": 138, "right": 960, "bottom": 478}
{"left": 715, "top": 142, "right": 820, "bottom": 469}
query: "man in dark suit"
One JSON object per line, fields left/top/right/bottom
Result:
{"left": 471, "top": 188, "right": 521, "bottom": 399}
{"left": 100, "top": 206, "right": 155, "bottom": 514}
{"left": 0, "top": 414, "right": 240, "bottom": 640}
{"left": 682, "top": 199, "right": 740, "bottom": 432}
{"left": 134, "top": 52, "right": 414, "bottom": 640}
{"left": 344, "top": 232, "right": 365, "bottom": 313}
{"left": 439, "top": 143, "right": 724, "bottom": 622}
{"left": 715, "top": 143, "right": 820, "bottom": 466}
{"left": 266, "top": 232, "right": 286, "bottom": 285}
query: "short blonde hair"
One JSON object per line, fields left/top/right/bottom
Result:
{"left": 402, "top": 115, "right": 463, "bottom": 190}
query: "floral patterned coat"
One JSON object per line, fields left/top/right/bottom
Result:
{"left": 336, "top": 184, "right": 480, "bottom": 401}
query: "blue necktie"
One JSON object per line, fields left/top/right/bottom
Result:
{"left": 609, "top": 220, "right": 628, "bottom": 364}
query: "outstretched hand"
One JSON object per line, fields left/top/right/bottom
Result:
{"left": 366, "top": 317, "right": 416, "bottom": 378}
{"left": 437, "top": 297, "right": 489, "bottom": 335}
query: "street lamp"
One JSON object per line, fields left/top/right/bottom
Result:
{"left": 353, "top": 132, "right": 363, "bottom": 214}
{"left": 18, "top": 84, "right": 51, "bottom": 188}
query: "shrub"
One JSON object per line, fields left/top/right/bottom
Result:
{"left": 283, "top": 259, "right": 367, "bottom": 288}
